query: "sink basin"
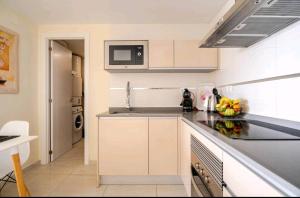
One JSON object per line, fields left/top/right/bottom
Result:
{"left": 110, "top": 111, "right": 143, "bottom": 115}
{"left": 108, "top": 107, "right": 182, "bottom": 115}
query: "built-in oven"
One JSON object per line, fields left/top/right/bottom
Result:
{"left": 104, "top": 40, "right": 148, "bottom": 70}
{"left": 191, "top": 135, "right": 223, "bottom": 197}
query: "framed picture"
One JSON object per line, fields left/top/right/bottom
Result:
{"left": 0, "top": 26, "right": 18, "bottom": 94}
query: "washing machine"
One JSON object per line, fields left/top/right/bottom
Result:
{"left": 72, "top": 106, "right": 84, "bottom": 144}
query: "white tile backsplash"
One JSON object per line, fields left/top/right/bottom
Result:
{"left": 220, "top": 76, "right": 300, "bottom": 122}
{"left": 214, "top": 21, "right": 300, "bottom": 122}
{"left": 276, "top": 77, "right": 300, "bottom": 122}
{"left": 109, "top": 73, "right": 214, "bottom": 108}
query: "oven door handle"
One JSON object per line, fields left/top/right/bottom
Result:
{"left": 191, "top": 175, "right": 203, "bottom": 197}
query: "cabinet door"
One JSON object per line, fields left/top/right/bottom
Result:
{"left": 99, "top": 117, "right": 148, "bottom": 175}
{"left": 149, "top": 117, "right": 178, "bottom": 175}
{"left": 149, "top": 40, "right": 174, "bottom": 68}
{"left": 223, "top": 152, "right": 283, "bottom": 197}
{"left": 174, "top": 40, "right": 218, "bottom": 68}
{"left": 223, "top": 187, "right": 233, "bottom": 197}
{"left": 180, "top": 121, "right": 192, "bottom": 197}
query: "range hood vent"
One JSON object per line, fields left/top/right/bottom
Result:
{"left": 200, "top": 0, "right": 300, "bottom": 48}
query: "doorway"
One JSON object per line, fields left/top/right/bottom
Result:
{"left": 39, "top": 32, "right": 90, "bottom": 165}
{"left": 49, "top": 39, "right": 85, "bottom": 162}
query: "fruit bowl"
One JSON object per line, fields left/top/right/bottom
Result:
{"left": 216, "top": 97, "right": 241, "bottom": 117}
{"left": 218, "top": 110, "right": 241, "bottom": 117}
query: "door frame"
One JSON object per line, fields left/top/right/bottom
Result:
{"left": 39, "top": 32, "right": 90, "bottom": 165}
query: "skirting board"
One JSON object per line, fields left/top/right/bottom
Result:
{"left": 100, "top": 176, "right": 183, "bottom": 185}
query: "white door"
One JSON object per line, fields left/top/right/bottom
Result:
{"left": 50, "top": 41, "right": 73, "bottom": 161}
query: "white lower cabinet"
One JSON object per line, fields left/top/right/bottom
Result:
{"left": 99, "top": 116, "right": 284, "bottom": 197}
{"left": 223, "top": 187, "right": 232, "bottom": 197}
{"left": 180, "top": 121, "right": 192, "bottom": 197}
{"left": 99, "top": 117, "right": 179, "bottom": 177}
{"left": 223, "top": 152, "right": 283, "bottom": 197}
{"left": 149, "top": 117, "right": 178, "bottom": 175}
{"left": 99, "top": 117, "right": 149, "bottom": 175}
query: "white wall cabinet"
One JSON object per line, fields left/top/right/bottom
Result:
{"left": 149, "top": 117, "right": 178, "bottom": 175}
{"left": 149, "top": 40, "right": 174, "bottom": 68}
{"left": 174, "top": 40, "right": 218, "bottom": 68}
{"left": 99, "top": 117, "right": 149, "bottom": 175}
{"left": 223, "top": 152, "right": 283, "bottom": 197}
{"left": 148, "top": 40, "right": 218, "bottom": 70}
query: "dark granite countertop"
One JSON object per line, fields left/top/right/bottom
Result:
{"left": 182, "top": 111, "right": 300, "bottom": 196}
{"left": 97, "top": 108, "right": 300, "bottom": 196}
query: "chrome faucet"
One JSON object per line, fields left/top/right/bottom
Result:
{"left": 126, "top": 81, "right": 131, "bottom": 110}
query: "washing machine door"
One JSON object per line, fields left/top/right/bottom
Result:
{"left": 73, "top": 113, "right": 84, "bottom": 131}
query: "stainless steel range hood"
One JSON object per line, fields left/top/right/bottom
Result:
{"left": 200, "top": 0, "right": 300, "bottom": 48}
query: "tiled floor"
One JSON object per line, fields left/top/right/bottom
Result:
{"left": 0, "top": 141, "right": 187, "bottom": 197}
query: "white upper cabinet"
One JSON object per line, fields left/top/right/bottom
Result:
{"left": 148, "top": 40, "right": 218, "bottom": 70}
{"left": 174, "top": 40, "right": 218, "bottom": 68}
{"left": 149, "top": 40, "right": 174, "bottom": 68}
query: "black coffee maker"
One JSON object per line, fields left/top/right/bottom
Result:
{"left": 180, "top": 88, "right": 193, "bottom": 112}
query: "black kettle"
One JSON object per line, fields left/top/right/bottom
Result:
{"left": 180, "top": 89, "right": 193, "bottom": 112}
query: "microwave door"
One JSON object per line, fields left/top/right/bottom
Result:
{"left": 114, "top": 50, "right": 132, "bottom": 62}
{"left": 109, "top": 46, "right": 134, "bottom": 66}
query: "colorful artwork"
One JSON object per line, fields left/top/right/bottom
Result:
{"left": 0, "top": 26, "right": 18, "bottom": 93}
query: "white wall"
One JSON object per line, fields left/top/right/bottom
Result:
{"left": 213, "top": 21, "right": 300, "bottom": 122}
{"left": 0, "top": 2, "right": 39, "bottom": 165}
{"left": 110, "top": 73, "right": 214, "bottom": 107}
{"left": 38, "top": 24, "right": 212, "bottom": 161}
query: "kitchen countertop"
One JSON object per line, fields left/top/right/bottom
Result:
{"left": 97, "top": 108, "right": 300, "bottom": 196}
{"left": 97, "top": 107, "right": 182, "bottom": 117}
{"left": 182, "top": 111, "right": 300, "bottom": 196}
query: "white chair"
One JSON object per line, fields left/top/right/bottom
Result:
{"left": 0, "top": 121, "right": 30, "bottom": 191}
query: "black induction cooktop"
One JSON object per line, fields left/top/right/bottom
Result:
{"left": 0, "top": 136, "right": 19, "bottom": 143}
{"left": 199, "top": 119, "right": 300, "bottom": 140}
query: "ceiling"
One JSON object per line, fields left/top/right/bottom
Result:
{"left": 1, "top": 0, "right": 229, "bottom": 24}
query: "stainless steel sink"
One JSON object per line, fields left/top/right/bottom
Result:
{"left": 108, "top": 107, "right": 182, "bottom": 115}
{"left": 110, "top": 111, "right": 144, "bottom": 115}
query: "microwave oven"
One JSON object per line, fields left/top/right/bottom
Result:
{"left": 104, "top": 40, "right": 148, "bottom": 70}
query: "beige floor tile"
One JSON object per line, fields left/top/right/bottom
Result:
{"left": 103, "top": 185, "right": 157, "bottom": 197}
{"left": 24, "top": 163, "right": 75, "bottom": 175}
{"left": 0, "top": 173, "right": 69, "bottom": 197}
{"left": 27, "top": 174, "right": 69, "bottom": 197}
{"left": 71, "top": 163, "right": 97, "bottom": 176}
{"left": 157, "top": 185, "right": 187, "bottom": 197}
{"left": 49, "top": 175, "right": 105, "bottom": 197}
{"left": 0, "top": 183, "right": 19, "bottom": 197}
